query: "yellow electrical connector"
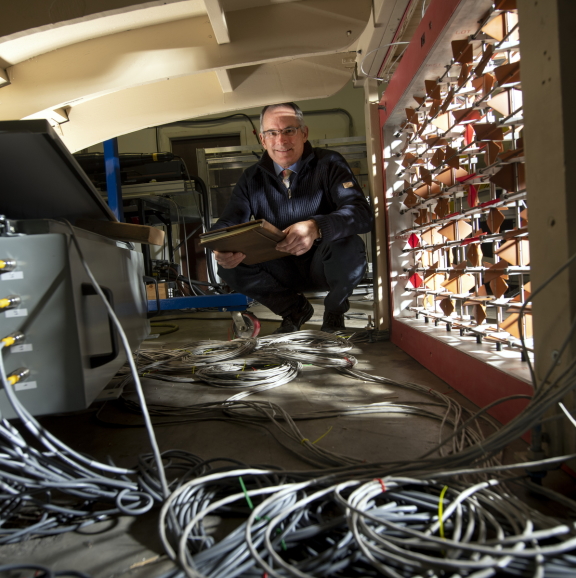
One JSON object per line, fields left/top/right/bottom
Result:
{"left": 1, "top": 332, "right": 25, "bottom": 347}
{"left": 0, "top": 259, "right": 16, "bottom": 272}
{"left": 7, "top": 367, "right": 29, "bottom": 385}
{"left": 0, "top": 295, "right": 20, "bottom": 310}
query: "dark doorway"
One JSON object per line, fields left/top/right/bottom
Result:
{"left": 171, "top": 134, "right": 242, "bottom": 286}
{"left": 171, "top": 134, "right": 241, "bottom": 178}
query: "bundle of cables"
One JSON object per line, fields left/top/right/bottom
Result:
{"left": 2, "top": 221, "right": 576, "bottom": 578}
{"left": 259, "top": 330, "right": 357, "bottom": 368}
{"left": 0, "top": 341, "right": 155, "bottom": 544}
{"left": 194, "top": 354, "right": 301, "bottom": 402}
{"left": 158, "top": 468, "right": 576, "bottom": 578}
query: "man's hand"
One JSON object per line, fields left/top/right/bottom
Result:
{"left": 213, "top": 250, "right": 246, "bottom": 269}
{"left": 276, "top": 220, "right": 320, "bottom": 256}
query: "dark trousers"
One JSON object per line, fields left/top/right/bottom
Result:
{"left": 217, "top": 235, "right": 367, "bottom": 317}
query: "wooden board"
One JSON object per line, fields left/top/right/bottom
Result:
{"left": 76, "top": 219, "right": 165, "bottom": 246}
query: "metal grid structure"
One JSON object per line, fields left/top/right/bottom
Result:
{"left": 384, "top": 1, "right": 531, "bottom": 367}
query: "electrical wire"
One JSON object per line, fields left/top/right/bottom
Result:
{"left": 161, "top": 108, "right": 356, "bottom": 141}
{"left": 60, "top": 220, "right": 171, "bottom": 499}
{"left": 157, "top": 466, "right": 576, "bottom": 578}
{"left": 150, "top": 322, "right": 180, "bottom": 336}
{"left": 359, "top": 42, "right": 410, "bottom": 82}
{"left": 161, "top": 113, "right": 261, "bottom": 145}
{"left": 3, "top": 241, "right": 576, "bottom": 576}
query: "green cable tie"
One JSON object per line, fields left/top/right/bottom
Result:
{"left": 238, "top": 476, "right": 254, "bottom": 510}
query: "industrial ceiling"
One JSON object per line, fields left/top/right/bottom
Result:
{"left": 0, "top": 0, "right": 378, "bottom": 151}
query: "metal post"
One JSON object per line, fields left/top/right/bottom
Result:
{"left": 103, "top": 138, "right": 124, "bottom": 222}
{"left": 364, "top": 78, "right": 391, "bottom": 332}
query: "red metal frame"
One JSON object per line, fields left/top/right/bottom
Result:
{"left": 392, "top": 319, "right": 532, "bottom": 425}
{"left": 379, "top": 0, "right": 533, "bottom": 426}
{"left": 379, "top": 0, "right": 462, "bottom": 126}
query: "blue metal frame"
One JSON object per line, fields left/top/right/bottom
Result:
{"left": 103, "top": 138, "right": 124, "bottom": 221}
{"left": 147, "top": 293, "right": 254, "bottom": 313}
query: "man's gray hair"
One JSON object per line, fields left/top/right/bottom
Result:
{"left": 260, "top": 102, "right": 305, "bottom": 131}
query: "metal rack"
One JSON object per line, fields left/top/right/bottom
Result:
{"left": 379, "top": 0, "right": 534, "bottom": 423}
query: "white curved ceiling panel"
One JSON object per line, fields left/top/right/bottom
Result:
{"left": 0, "top": 0, "right": 369, "bottom": 123}
{"left": 0, "top": 0, "right": 372, "bottom": 151}
{"left": 56, "top": 53, "right": 351, "bottom": 151}
{"left": 0, "top": 1, "right": 207, "bottom": 66}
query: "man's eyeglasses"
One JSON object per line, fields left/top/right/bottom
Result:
{"left": 261, "top": 127, "right": 301, "bottom": 139}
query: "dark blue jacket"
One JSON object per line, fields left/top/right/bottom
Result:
{"left": 213, "top": 141, "right": 373, "bottom": 243}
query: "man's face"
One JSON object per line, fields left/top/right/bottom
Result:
{"left": 259, "top": 106, "right": 309, "bottom": 168}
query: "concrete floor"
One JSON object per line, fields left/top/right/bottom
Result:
{"left": 1, "top": 295, "right": 575, "bottom": 576}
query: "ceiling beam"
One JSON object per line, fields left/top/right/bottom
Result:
{"left": 56, "top": 54, "right": 352, "bottom": 152}
{"left": 204, "top": 0, "right": 230, "bottom": 43}
{"left": 1, "top": 0, "right": 371, "bottom": 122}
{"left": 215, "top": 69, "right": 234, "bottom": 92}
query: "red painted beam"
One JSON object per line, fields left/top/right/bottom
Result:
{"left": 379, "top": 0, "right": 462, "bottom": 127}
{"left": 391, "top": 318, "right": 533, "bottom": 425}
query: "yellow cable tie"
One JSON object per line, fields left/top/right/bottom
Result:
{"left": 438, "top": 485, "right": 449, "bottom": 539}
{"left": 7, "top": 375, "right": 18, "bottom": 385}
{"left": 312, "top": 425, "right": 333, "bottom": 445}
{"left": 0, "top": 299, "right": 11, "bottom": 309}
{"left": 300, "top": 438, "right": 309, "bottom": 445}
{"left": 2, "top": 337, "right": 15, "bottom": 347}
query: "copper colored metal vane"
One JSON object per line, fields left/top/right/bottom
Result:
{"left": 474, "top": 44, "right": 495, "bottom": 76}
{"left": 482, "top": 13, "right": 507, "bottom": 41}
{"left": 473, "top": 123, "right": 504, "bottom": 141}
{"left": 490, "top": 163, "right": 525, "bottom": 192}
{"left": 438, "top": 220, "right": 473, "bottom": 241}
{"left": 430, "top": 148, "right": 446, "bottom": 168}
{"left": 494, "top": 61, "right": 520, "bottom": 86}
{"left": 445, "top": 146, "right": 460, "bottom": 169}
{"left": 458, "top": 64, "right": 473, "bottom": 87}
{"left": 486, "top": 208, "right": 505, "bottom": 233}
{"left": 403, "top": 189, "right": 419, "bottom": 208}
{"left": 434, "top": 198, "right": 450, "bottom": 219}
{"left": 490, "top": 276, "right": 509, "bottom": 299}
{"left": 500, "top": 310, "right": 532, "bottom": 339}
{"left": 452, "top": 108, "right": 482, "bottom": 125}
{"left": 439, "top": 297, "right": 455, "bottom": 316}
{"left": 485, "top": 141, "right": 503, "bottom": 165}
{"left": 495, "top": 238, "right": 530, "bottom": 266}
{"left": 425, "top": 80, "right": 441, "bottom": 101}
{"left": 467, "top": 243, "right": 483, "bottom": 267}
{"left": 484, "top": 260, "right": 509, "bottom": 284}
{"left": 452, "top": 40, "right": 474, "bottom": 64}
{"left": 422, "top": 227, "right": 443, "bottom": 246}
